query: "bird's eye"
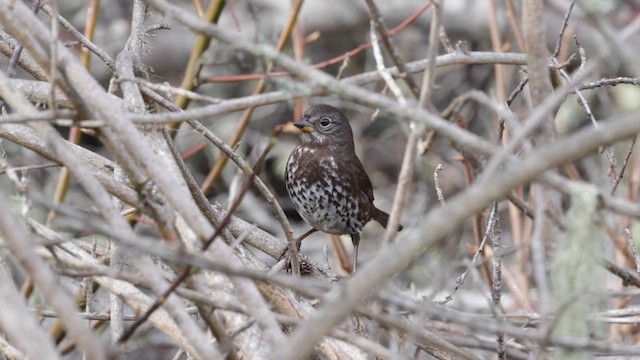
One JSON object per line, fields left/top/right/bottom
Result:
{"left": 319, "top": 117, "right": 331, "bottom": 127}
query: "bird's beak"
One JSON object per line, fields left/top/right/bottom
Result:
{"left": 294, "top": 118, "right": 314, "bottom": 133}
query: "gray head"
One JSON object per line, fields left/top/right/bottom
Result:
{"left": 294, "top": 104, "right": 355, "bottom": 150}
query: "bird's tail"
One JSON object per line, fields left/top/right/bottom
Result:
{"left": 372, "top": 207, "right": 404, "bottom": 231}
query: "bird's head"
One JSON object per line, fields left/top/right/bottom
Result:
{"left": 294, "top": 104, "right": 355, "bottom": 149}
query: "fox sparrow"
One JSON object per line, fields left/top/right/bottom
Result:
{"left": 285, "top": 104, "right": 402, "bottom": 269}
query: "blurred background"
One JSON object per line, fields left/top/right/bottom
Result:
{"left": 2, "top": 0, "right": 640, "bottom": 358}
{"left": 4, "top": 0, "right": 637, "bottom": 277}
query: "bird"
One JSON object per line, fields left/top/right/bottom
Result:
{"left": 285, "top": 104, "right": 402, "bottom": 271}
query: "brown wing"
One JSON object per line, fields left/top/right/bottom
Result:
{"left": 353, "top": 157, "right": 374, "bottom": 203}
{"left": 353, "top": 156, "right": 403, "bottom": 231}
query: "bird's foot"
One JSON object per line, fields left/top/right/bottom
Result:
{"left": 275, "top": 228, "right": 317, "bottom": 272}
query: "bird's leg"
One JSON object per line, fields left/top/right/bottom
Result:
{"left": 295, "top": 228, "right": 318, "bottom": 251}
{"left": 351, "top": 234, "right": 360, "bottom": 273}
{"left": 279, "top": 228, "right": 318, "bottom": 261}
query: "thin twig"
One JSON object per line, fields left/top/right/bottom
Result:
{"left": 625, "top": 228, "right": 640, "bottom": 273}
{"left": 117, "top": 76, "right": 222, "bottom": 104}
{"left": 79, "top": 0, "right": 100, "bottom": 69}
{"left": 437, "top": 205, "right": 499, "bottom": 305}
{"left": 552, "top": 0, "right": 576, "bottom": 58}
{"left": 0, "top": 162, "right": 59, "bottom": 175}
{"left": 363, "top": 0, "right": 421, "bottom": 97}
{"left": 579, "top": 77, "right": 639, "bottom": 90}
{"left": 335, "top": 55, "right": 351, "bottom": 80}
{"left": 487, "top": 0, "right": 507, "bottom": 103}
{"left": 611, "top": 136, "right": 637, "bottom": 195}
{"left": 369, "top": 21, "right": 406, "bottom": 105}
{"left": 604, "top": 260, "right": 640, "bottom": 288}
{"left": 489, "top": 202, "right": 505, "bottom": 358}
{"left": 506, "top": 76, "right": 528, "bottom": 107}
{"left": 434, "top": 164, "right": 445, "bottom": 205}
{"left": 554, "top": 49, "right": 618, "bottom": 182}
{"left": 47, "top": 0, "right": 58, "bottom": 111}
{"left": 40, "top": 3, "right": 115, "bottom": 69}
